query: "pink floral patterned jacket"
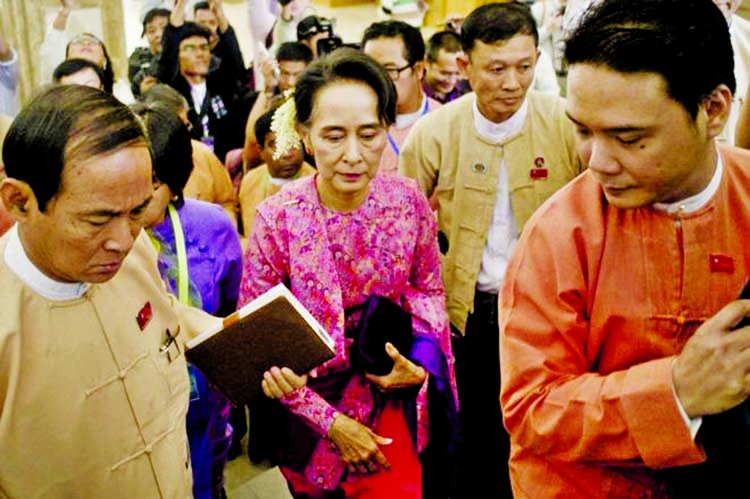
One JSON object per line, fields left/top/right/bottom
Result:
{"left": 239, "top": 174, "right": 457, "bottom": 489}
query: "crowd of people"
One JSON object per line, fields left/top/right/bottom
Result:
{"left": 1, "top": 0, "right": 750, "bottom": 498}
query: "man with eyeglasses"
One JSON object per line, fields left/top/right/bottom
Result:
{"left": 157, "top": 0, "right": 245, "bottom": 164}
{"left": 400, "top": 3, "right": 583, "bottom": 497}
{"left": 362, "top": 20, "right": 442, "bottom": 176}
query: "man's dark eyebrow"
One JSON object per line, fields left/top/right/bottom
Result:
{"left": 80, "top": 209, "right": 121, "bottom": 218}
{"left": 131, "top": 196, "right": 154, "bottom": 213}
{"left": 484, "top": 56, "right": 533, "bottom": 66}
{"left": 565, "top": 111, "right": 587, "bottom": 127}
{"left": 565, "top": 111, "right": 649, "bottom": 133}
{"left": 80, "top": 195, "right": 153, "bottom": 218}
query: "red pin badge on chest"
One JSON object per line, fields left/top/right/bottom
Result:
{"left": 709, "top": 254, "right": 734, "bottom": 274}
{"left": 530, "top": 156, "right": 549, "bottom": 180}
{"left": 136, "top": 301, "right": 153, "bottom": 331}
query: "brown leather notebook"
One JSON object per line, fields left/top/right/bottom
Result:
{"left": 185, "top": 284, "right": 336, "bottom": 406}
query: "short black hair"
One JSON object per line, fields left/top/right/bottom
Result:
{"left": 565, "top": 0, "right": 736, "bottom": 120}
{"left": 142, "top": 8, "right": 170, "bottom": 37}
{"left": 193, "top": 1, "right": 211, "bottom": 15}
{"left": 426, "top": 30, "right": 462, "bottom": 63}
{"left": 277, "top": 41, "right": 314, "bottom": 65}
{"left": 130, "top": 102, "right": 194, "bottom": 204}
{"left": 3, "top": 86, "right": 148, "bottom": 212}
{"left": 361, "top": 20, "right": 425, "bottom": 66}
{"left": 295, "top": 48, "right": 397, "bottom": 127}
{"left": 297, "top": 15, "right": 334, "bottom": 41}
{"left": 461, "top": 2, "right": 539, "bottom": 55}
{"left": 52, "top": 58, "right": 105, "bottom": 89}
{"left": 177, "top": 22, "right": 212, "bottom": 45}
{"left": 65, "top": 33, "right": 115, "bottom": 94}
{"left": 254, "top": 108, "right": 275, "bottom": 149}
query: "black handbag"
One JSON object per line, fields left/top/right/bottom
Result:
{"left": 350, "top": 296, "right": 414, "bottom": 376}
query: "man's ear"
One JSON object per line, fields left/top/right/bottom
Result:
{"left": 701, "top": 84, "right": 733, "bottom": 139}
{"left": 413, "top": 60, "right": 426, "bottom": 80}
{"left": 0, "top": 178, "right": 36, "bottom": 222}
{"left": 456, "top": 53, "right": 471, "bottom": 80}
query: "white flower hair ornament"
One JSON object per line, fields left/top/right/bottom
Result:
{"left": 270, "top": 89, "right": 303, "bottom": 160}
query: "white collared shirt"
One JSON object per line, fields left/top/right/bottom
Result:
{"left": 190, "top": 82, "right": 207, "bottom": 113}
{"left": 474, "top": 96, "right": 529, "bottom": 293}
{"left": 653, "top": 152, "right": 723, "bottom": 215}
{"left": 4, "top": 225, "right": 89, "bottom": 301}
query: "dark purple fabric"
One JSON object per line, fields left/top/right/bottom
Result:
{"left": 409, "top": 335, "right": 462, "bottom": 498}
{"left": 351, "top": 296, "right": 414, "bottom": 376}
{"left": 151, "top": 199, "right": 242, "bottom": 317}
{"left": 422, "top": 79, "right": 471, "bottom": 105}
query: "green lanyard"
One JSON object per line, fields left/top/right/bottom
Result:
{"left": 168, "top": 204, "right": 201, "bottom": 400}
{"left": 167, "top": 203, "right": 190, "bottom": 305}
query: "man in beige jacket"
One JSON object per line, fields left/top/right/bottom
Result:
{"left": 0, "top": 85, "right": 218, "bottom": 498}
{"left": 400, "top": 3, "right": 584, "bottom": 497}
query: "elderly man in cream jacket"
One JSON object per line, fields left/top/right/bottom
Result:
{"left": 0, "top": 86, "right": 220, "bottom": 498}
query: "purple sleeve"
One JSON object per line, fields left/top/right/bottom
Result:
{"left": 217, "top": 215, "right": 242, "bottom": 317}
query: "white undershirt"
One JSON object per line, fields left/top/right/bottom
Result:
{"left": 394, "top": 93, "right": 428, "bottom": 130}
{"left": 4, "top": 225, "right": 89, "bottom": 301}
{"left": 474, "top": 96, "right": 529, "bottom": 293}
{"left": 190, "top": 82, "right": 207, "bottom": 113}
{"left": 653, "top": 152, "right": 723, "bottom": 215}
{"left": 268, "top": 175, "right": 296, "bottom": 187}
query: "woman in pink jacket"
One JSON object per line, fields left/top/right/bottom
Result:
{"left": 241, "top": 48, "right": 460, "bottom": 499}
